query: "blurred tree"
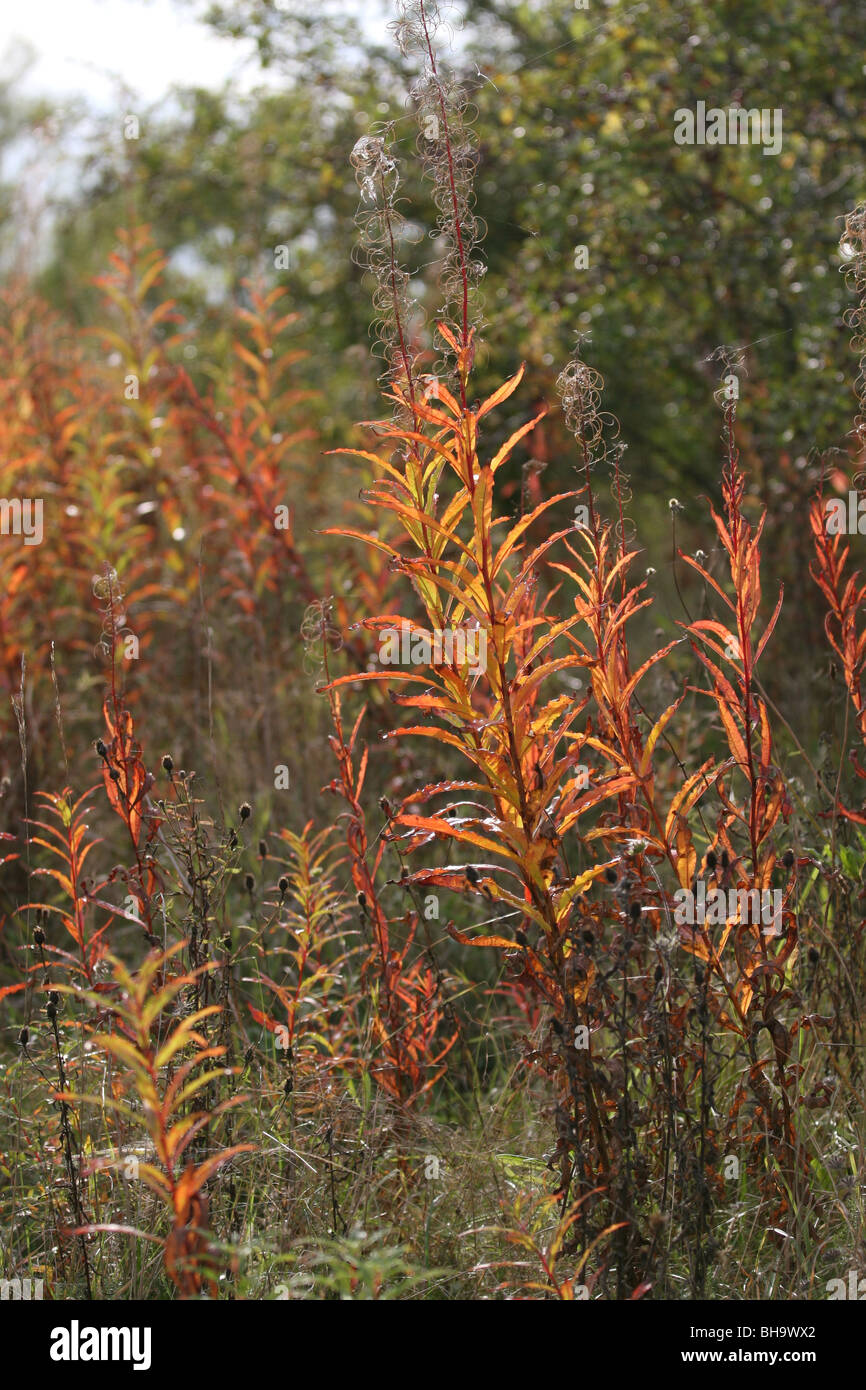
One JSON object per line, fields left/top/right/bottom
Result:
{"left": 29, "top": 0, "right": 866, "bottom": 495}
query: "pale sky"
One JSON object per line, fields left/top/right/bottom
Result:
{"left": 3, "top": 0, "right": 260, "bottom": 107}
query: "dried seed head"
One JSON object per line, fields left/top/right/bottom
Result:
{"left": 706, "top": 850, "right": 717, "bottom": 870}
{"left": 162, "top": 754, "right": 174, "bottom": 774}
{"left": 244, "top": 872, "right": 255, "bottom": 893}
{"left": 808, "top": 946, "right": 820, "bottom": 964}
{"left": 557, "top": 345, "right": 610, "bottom": 465}
{"left": 95, "top": 738, "right": 107, "bottom": 758}
{"left": 34, "top": 924, "right": 45, "bottom": 946}
{"left": 840, "top": 201, "right": 866, "bottom": 448}
{"left": 278, "top": 876, "right": 289, "bottom": 895}
{"left": 465, "top": 864, "right": 480, "bottom": 885}
{"left": 782, "top": 849, "right": 795, "bottom": 869}
{"left": 239, "top": 802, "right": 252, "bottom": 822}
{"left": 18, "top": 1026, "right": 29, "bottom": 1048}
{"left": 258, "top": 839, "right": 268, "bottom": 859}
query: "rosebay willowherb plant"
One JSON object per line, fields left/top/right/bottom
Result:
{"left": 314, "top": 0, "right": 866, "bottom": 1299}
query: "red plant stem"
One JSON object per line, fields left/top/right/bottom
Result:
{"left": 418, "top": 0, "right": 470, "bottom": 407}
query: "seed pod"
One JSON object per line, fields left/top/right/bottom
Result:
{"left": 34, "top": 925, "right": 45, "bottom": 947}
{"left": 95, "top": 738, "right": 107, "bottom": 758}
{"left": 239, "top": 802, "right": 252, "bottom": 821}
{"left": 783, "top": 849, "right": 795, "bottom": 869}
{"left": 278, "top": 876, "right": 289, "bottom": 895}
{"left": 244, "top": 872, "right": 255, "bottom": 893}
{"left": 162, "top": 754, "right": 174, "bottom": 774}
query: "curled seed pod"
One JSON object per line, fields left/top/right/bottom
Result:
{"left": 556, "top": 347, "right": 607, "bottom": 467}
{"left": 840, "top": 202, "right": 866, "bottom": 449}
{"left": 389, "top": 1, "right": 485, "bottom": 360}
{"left": 350, "top": 128, "right": 422, "bottom": 408}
